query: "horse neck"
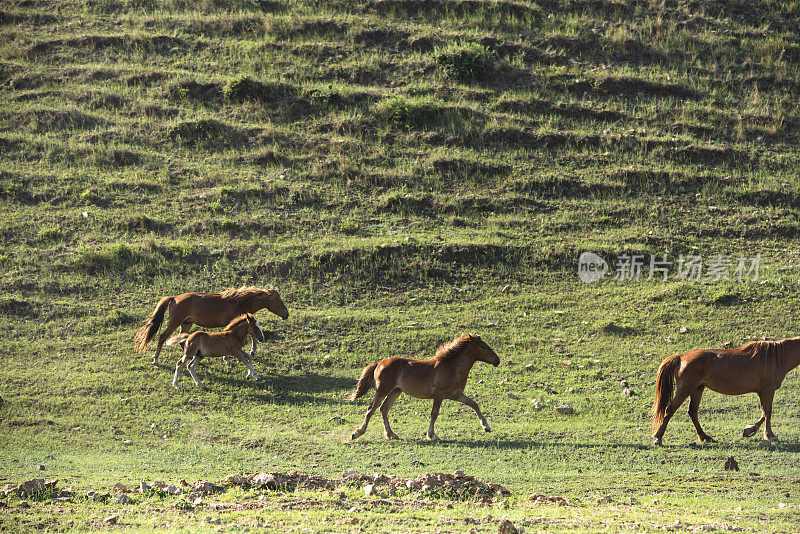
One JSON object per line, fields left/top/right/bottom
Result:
{"left": 449, "top": 346, "right": 478, "bottom": 382}
{"left": 777, "top": 338, "right": 800, "bottom": 373}
{"left": 227, "top": 321, "right": 250, "bottom": 342}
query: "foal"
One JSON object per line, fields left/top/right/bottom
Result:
{"left": 167, "top": 314, "right": 265, "bottom": 389}
{"left": 350, "top": 333, "right": 500, "bottom": 441}
{"left": 651, "top": 337, "right": 800, "bottom": 445}
{"left": 135, "top": 285, "right": 288, "bottom": 365}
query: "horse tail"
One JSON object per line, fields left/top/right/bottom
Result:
{"left": 350, "top": 362, "right": 379, "bottom": 401}
{"left": 166, "top": 333, "right": 190, "bottom": 347}
{"left": 650, "top": 354, "right": 681, "bottom": 431}
{"left": 134, "top": 297, "right": 173, "bottom": 352}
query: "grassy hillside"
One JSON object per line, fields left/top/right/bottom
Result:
{"left": 2, "top": 0, "right": 800, "bottom": 531}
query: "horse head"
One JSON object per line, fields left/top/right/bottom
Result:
{"left": 246, "top": 314, "right": 266, "bottom": 342}
{"left": 468, "top": 333, "right": 500, "bottom": 366}
{"left": 260, "top": 286, "right": 289, "bottom": 320}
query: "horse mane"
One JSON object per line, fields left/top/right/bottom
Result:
{"left": 433, "top": 333, "right": 479, "bottom": 362}
{"left": 220, "top": 285, "right": 275, "bottom": 313}
{"left": 223, "top": 313, "right": 252, "bottom": 330}
{"left": 738, "top": 338, "right": 798, "bottom": 365}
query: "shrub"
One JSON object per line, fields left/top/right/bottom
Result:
{"left": 436, "top": 43, "right": 495, "bottom": 82}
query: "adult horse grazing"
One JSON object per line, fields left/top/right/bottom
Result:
{"left": 349, "top": 333, "right": 500, "bottom": 441}
{"left": 167, "top": 313, "right": 265, "bottom": 389}
{"left": 134, "top": 285, "right": 288, "bottom": 365}
{"left": 651, "top": 337, "right": 800, "bottom": 445}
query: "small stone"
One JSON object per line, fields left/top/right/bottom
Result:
{"left": 18, "top": 500, "right": 29, "bottom": 508}
{"left": 36, "top": 465, "right": 45, "bottom": 471}
{"left": 555, "top": 405, "right": 574, "bottom": 415}
{"left": 596, "top": 495, "right": 613, "bottom": 504}
{"left": 622, "top": 388, "right": 634, "bottom": 397}
{"left": 341, "top": 470, "right": 359, "bottom": 478}
{"left": 530, "top": 399, "right": 543, "bottom": 409}
{"left": 112, "top": 483, "right": 129, "bottom": 493}
{"left": 104, "top": 515, "right": 118, "bottom": 525}
{"left": 193, "top": 497, "right": 203, "bottom": 506}
{"left": 620, "top": 380, "right": 629, "bottom": 387}
{"left": 565, "top": 387, "right": 574, "bottom": 393}
{"left": 166, "top": 484, "right": 180, "bottom": 495}
{"left": 114, "top": 493, "right": 133, "bottom": 505}
{"left": 779, "top": 502, "right": 787, "bottom": 509}
{"left": 679, "top": 326, "right": 688, "bottom": 334}
{"left": 524, "top": 364, "right": 535, "bottom": 371}
{"left": 497, "top": 519, "right": 518, "bottom": 534}
{"left": 363, "top": 484, "right": 377, "bottom": 496}
{"left": 139, "top": 481, "right": 150, "bottom": 493}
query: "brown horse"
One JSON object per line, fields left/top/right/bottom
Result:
{"left": 651, "top": 337, "right": 800, "bottom": 445}
{"left": 349, "top": 333, "right": 500, "bottom": 441}
{"left": 166, "top": 313, "right": 265, "bottom": 389}
{"left": 134, "top": 285, "right": 288, "bottom": 365}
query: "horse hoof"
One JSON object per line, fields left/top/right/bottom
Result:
{"left": 743, "top": 428, "right": 756, "bottom": 438}
{"left": 385, "top": 433, "right": 401, "bottom": 440}
{"left": 652, "top": 438, "right": 663, "bottom": 446}
{"left": 483, "top": 426, "right": 491, "bottom": 433}
{"left": 426, "top": 434, "right": 439, "bottom": 442}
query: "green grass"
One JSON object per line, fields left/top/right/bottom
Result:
{"left": 2, "top": 0, "right": 800, "bottom": 531}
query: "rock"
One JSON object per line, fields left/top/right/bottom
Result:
{"left": 679, "top": 326, "right": 688, "bottom": 334}
{"left": 341, "top": 470, "right": 359, "bottom": 478}
{"left": 420, "top": 484, "right": 432, "bottom": 492}
{"left": 139, "top": 481, "right": 151, "bottom": 493}
{"left": 453, "top": 470, "right": 466, "bottom": 478}
{"left": 252, "top": 472, "right": 283, "bottom": 489}
{"left": 620, "top": 380, "right": 628, "bottom": 387}
{"left": 530, "top": 399, "right": 543, "bottom": 409}
{"left": 543, "top": 386, "right": 556, "bottom": 394}
{"left": 497, "top": 519, "right": 518, "bottom": 534}
{"left": 524, "top": 364, "right": 536, "bottom": 371}
{"left": 194, "top": 497, "right": 203, "bottom": 506}
{"left": 565, "top": 387, "right": 574, "bottom": 393}
{"left": 596, "top": 495, "right": 613, "bottom": 504}
{"left": 112, "top": 483, "right": 129, "bottom": 493}
{"left": 724, "top": 457, "right": 739, "bottom": 471}
{"left": 222, "top": 475, "right": 249, "bottom": 486}
{"left": 36, "top": 465, "right": 45, "bottom": 471}
{"left": 489, "top": 483, "right": 511, "bottom": 496}
{"left": 622, "top": 388, "right": 634, "bottom": 397}
{"left": 629, "top": 497, "right": 640, "bottom": 505}
{"left": 192, "top": 481, "right": 222, "bottom": 495}
{"left": 166, "top": 485, "right": 180, "bottom": 495}
{"left": 205, "top": 517, "right": 221, "bottom": 525}
{"left": 555, "top": 405, "right": 574, "bottom": 415}
{"left": 104, "top": 515, "right": 118, "bottom": 525}
{"left": 363, "top": 484, "right": 377, "bottom": 496}
{"left": 114, "top": 493, "right": 133, "bottom": 505}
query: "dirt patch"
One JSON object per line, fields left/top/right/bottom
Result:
{"left": 368, "top": 0, "right": 536, "bottom": 19}
{"left": 0, "top": 10, "right": 57, "bottom": 25}
{"left": 28, "top": 34, "right": 186, "bottom": 56}
{"left": 13, "top": 109, "right": 104, "bottom": 132}
{"left": 168, "top": 119, "right": 251, "bottom": 150}
{"left": 0, "top": 298, "right": 38, "bottom": 318}
{"left": 568, "top": 77, "right": 699, "bottom": 99}
{"left": 494, "top": 98, "right": 624, "bottom": 122}
{"left": 429, "top": 157, "right": 510, "bottom": 179}
{"left": 166, "top": 79, "right": 223, "bottom": 102}
{"left": 350, "top": 27, "right": 411, "bottom": 49}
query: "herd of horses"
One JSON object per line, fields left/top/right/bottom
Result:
{"left": 134, "top": 286, "right": 799, "bottom": 444}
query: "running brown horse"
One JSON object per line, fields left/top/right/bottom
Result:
{"left": 134, "top": 286, "right": 288, "bottom": 365}
{"left": 166, "top": 313, "right": 265, "bottom": 389}
{"left": 349, "top": 333, "right": 500, "bottom": 441}
{"left": 651, "top": 337, "right": 800, "bottom": 445}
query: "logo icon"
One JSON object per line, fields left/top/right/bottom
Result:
{"left": 578, "top": 252, "right": 608, "bottom": 283}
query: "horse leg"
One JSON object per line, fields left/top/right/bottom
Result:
{"left": 237, "top": 350, "right": 260, "bottom": 381}
{"left": 426, "top": 398, "right": 443, "bottom": 441}
{"left": 379, "top": 388, "right": 402, "bottom": 440}
{"left": 688, "top": 386, "right": 715, "bottom": 443}
{"left": 351, "top": 388, "right": 390, "bottom": 440}
{"left": 743, "top": 413, "right": 765, "bottom": 438}
{"left": 758, "top": 390, "right": 777, "bottom": 441}
{"left": 173, "top": 357, "right": 188, "bottom": 389}
{"left": 454, "top": 393, "right": 491, "bottom": 432}
{"left": 186, "top": 356, "right": 207, "bottom": 389}
{"left": 652, "top": 382, "right": 694, "bottom": 445}
{"left": 250, "top": 337, "right": 258, "bottom": 359}
{"left": 152, "top": 305, "right": 182, "bottom": 365}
